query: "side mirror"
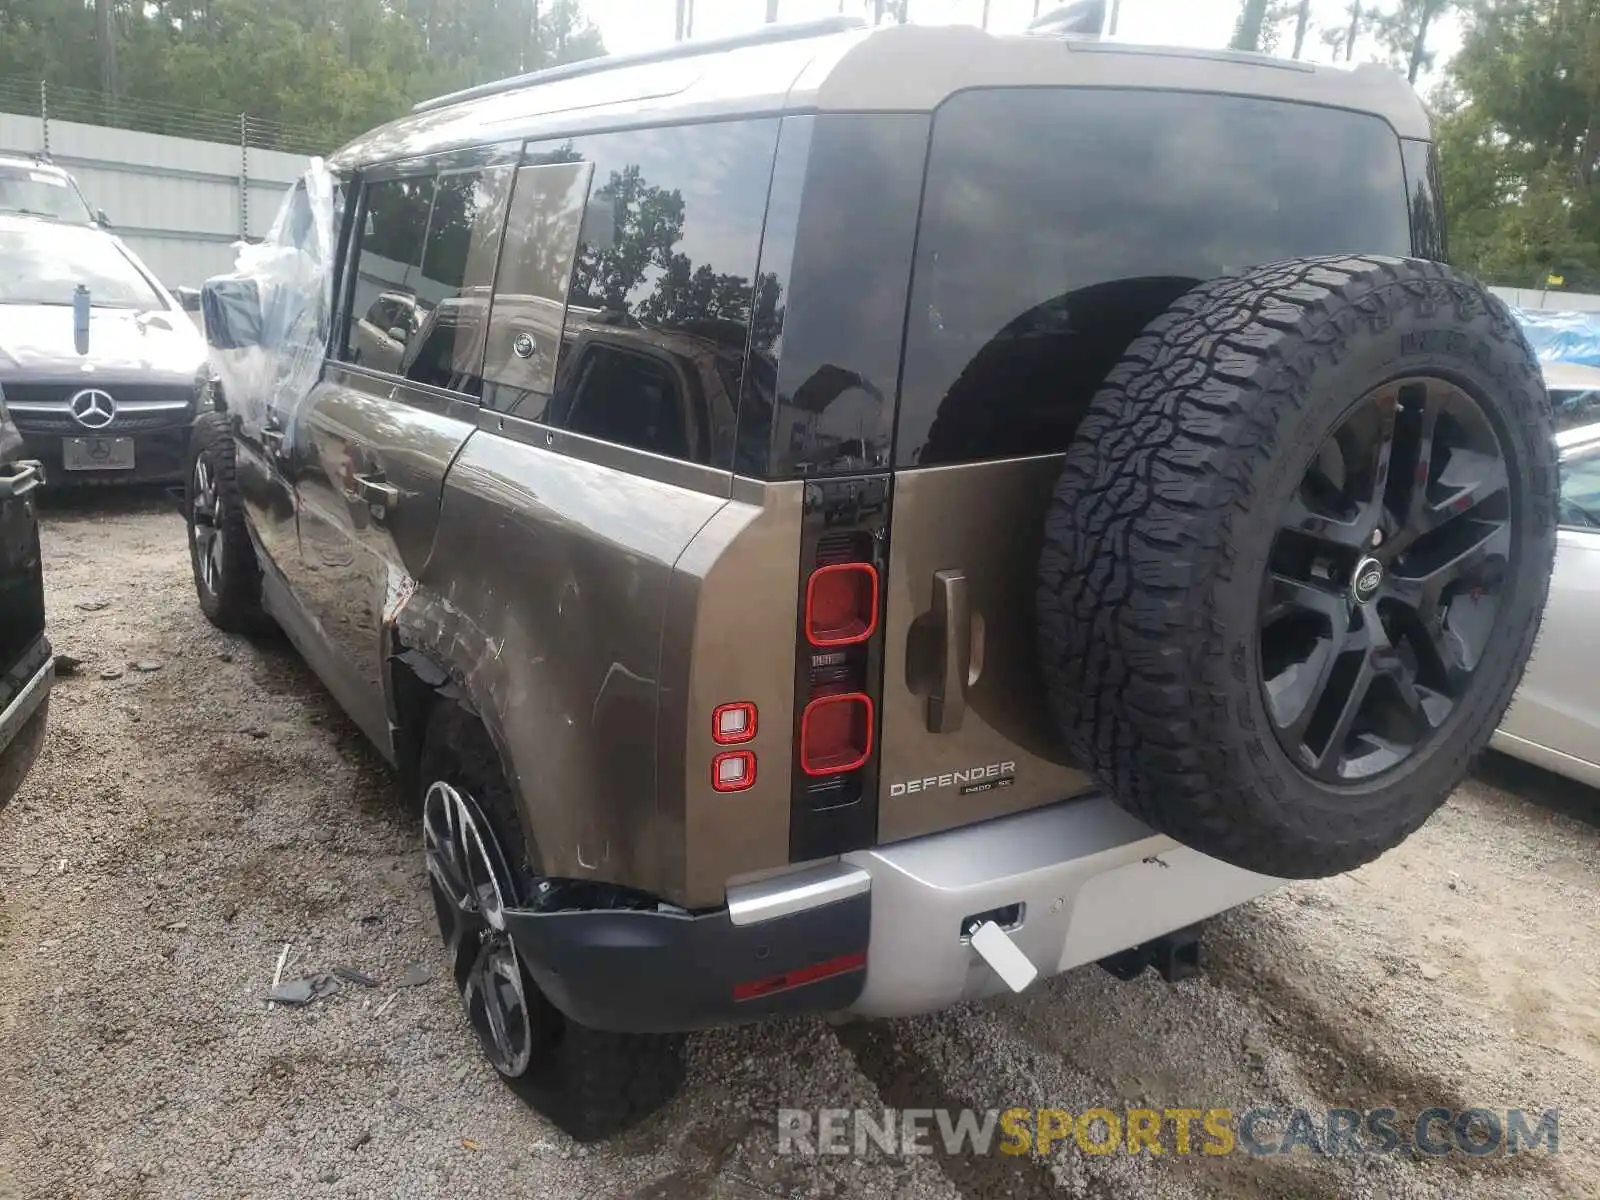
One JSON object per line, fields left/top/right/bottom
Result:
{"left": 174, "top": 286, "right": 202, "bottom": 313}
{"left": 200, "top": 278, "right": 264, "bottom": 351}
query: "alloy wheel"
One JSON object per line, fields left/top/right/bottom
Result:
{"left": 1259, "top": 375, "right": 1514, "bottom": 783}
{"left": 190, "top": 454, "right": 223, "bottom": 596}
{"left": 423, "top": 780, "right": 535, "bottom": 1077}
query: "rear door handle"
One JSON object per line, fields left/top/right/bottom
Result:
{"left": 353, "top": 472, "right": 400, "bottom": 512}
{"left": 927, "top": 568, "right": 970, "bottom": 734}
{"left": 0, "top": 460, "right": 43, "bottom": 501}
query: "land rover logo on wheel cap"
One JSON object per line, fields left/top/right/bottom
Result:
{"left": 1351, "top": 555, "right": 1384, "bottom": 604}
{"left": 68, "top": 388, "right": 117, "bottom": 430}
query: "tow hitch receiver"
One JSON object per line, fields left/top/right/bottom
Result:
{"left": 1097, "top": 925, "right": 1202, "bottom": 983}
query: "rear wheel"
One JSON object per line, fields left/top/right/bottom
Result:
{"left": 1037, "top": 255, "right": 1558, "bottom": 878}
{"left": 417, "top": 702, "right": 686, "bottom": 1142}
{"left": 186, "top": 413, "right": 268, "bottom": 634}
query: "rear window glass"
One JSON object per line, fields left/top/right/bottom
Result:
{"left": 0, "top": 229, "right": 162, "bottom": 309}
{"left": 898, "top": 88, "right": 1414, "bottom": 467}
{"left": 0, "top": 165, "right": 94, "bottom": 224}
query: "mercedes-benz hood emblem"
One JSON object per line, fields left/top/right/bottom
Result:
{"left": 69, "top": 388, "right": 117, "bottom": 430}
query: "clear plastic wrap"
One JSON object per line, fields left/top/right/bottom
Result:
{"left": 1510, "top": 306, "right": 1600, "bottom": 367}
{"left": 201, "top": 157, "right": 339, "bottom": 451}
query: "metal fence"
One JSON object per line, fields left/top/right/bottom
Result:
{"left": 0, "top": 77, "right": 331, "bottom": 157}
{"left": 0, "top": 96, "right": 312, "bottom": 289}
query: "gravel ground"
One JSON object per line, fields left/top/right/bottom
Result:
{"left": 1, "top": 490, "right": 1596, "bottom": 1200}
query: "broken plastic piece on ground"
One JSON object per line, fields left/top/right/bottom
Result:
{"left": 268, "top": 973, "right": 338, "bottom": 1006}
{"left": 332, "top": 965, "right": 378, "bottom": 988}
{"left": 397, "top": 963, "right": 433, "bottom": 988}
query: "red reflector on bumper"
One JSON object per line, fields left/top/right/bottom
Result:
{"left": 732, "top": 950, "right": 867, "bottom": 1001}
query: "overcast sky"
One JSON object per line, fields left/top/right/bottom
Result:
{"left": 581, "top": 0, "right": 1463, "bottom": 85}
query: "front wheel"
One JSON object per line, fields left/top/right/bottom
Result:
{"left": 186, "top": 413, "right": 269, "bottom": 634}
{"left": 417, "top": 702, "right": 686, "bottom": 1142}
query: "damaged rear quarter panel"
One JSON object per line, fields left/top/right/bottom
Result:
{"left": 394, "top": 426, "right": 728, "bottom": 903}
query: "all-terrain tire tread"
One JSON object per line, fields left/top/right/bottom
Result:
{"left": 1037, "top": 254, "right": 1558, "bottom": 877}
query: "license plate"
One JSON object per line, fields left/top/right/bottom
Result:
{"left": 62, "top": 437, "right": 135, "bottom": 471}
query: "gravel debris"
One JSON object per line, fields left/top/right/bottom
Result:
{"left": 1, "top": 491, "right": 1595, "bottom": 1200}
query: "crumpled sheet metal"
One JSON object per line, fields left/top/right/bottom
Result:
{"left": 202, "top": 157, "right": 338, "bottom": 452}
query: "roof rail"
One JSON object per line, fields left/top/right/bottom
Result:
{"left": 412, "top": 15, "right": 869, "bottom": 114}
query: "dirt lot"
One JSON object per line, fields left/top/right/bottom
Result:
{"left": 1, "top": 492, "right": 1597, "bottom": 1200}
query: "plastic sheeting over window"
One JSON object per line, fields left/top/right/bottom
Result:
{"left": 1511, "top": 307, "right": 1600, "bottom": 367}
{"left": 200, "top": 157, "right": 339, "bottom": 451}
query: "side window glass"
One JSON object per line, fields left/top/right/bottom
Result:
{"left": 344, "top": 177, "right": 433, "bottom": 374}
{"left": 541, "top": 119, "right": 779, "bottom": 466}
{"left": 482, "top": 158, "right": 593, "bottom": 417}
{"left": 398, "top": 166, "right": 515, "bottom": 397}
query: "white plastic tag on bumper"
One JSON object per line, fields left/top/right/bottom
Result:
{"left": 969, "top": 921, "right": 1039, "bottom": 993}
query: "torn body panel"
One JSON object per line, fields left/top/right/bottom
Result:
{"left": 394, "top": 418, "right": 734, "bottom": 906}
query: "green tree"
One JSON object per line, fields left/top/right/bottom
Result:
{"left": 0, "top": 0, "right": 605, "bottom": 151}
{"left": 1373, "top": 0, "right": 1462, "bottom": 83}
{"left": 1436, "top": 0, "right": 1600, "bottom": 288}
{"left": 1230, "top": 0, "right": 1273, "bottom": 51}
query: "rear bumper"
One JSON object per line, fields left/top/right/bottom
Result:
{"left": 504, "top": 795, "right": 1282, "bottom": 1033}
{"left": 840, "top": 796, "right": 1281, "bottom": 1017}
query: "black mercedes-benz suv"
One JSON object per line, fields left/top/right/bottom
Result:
{"left": 0, "top": 389, "right": 50, "bottom": 808}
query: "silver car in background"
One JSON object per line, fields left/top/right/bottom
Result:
{"left": 1491, "top": 361, "right": 1600, "bottom": 786}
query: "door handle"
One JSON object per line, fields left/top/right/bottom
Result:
{"left": 0, "top": 460, "right": 43, "bottom": 501}
{"left": 927, "top": 569, "right": 970, "bottom": 734}
{"left": 353, "top": 472, "right": 400, "bottom": 512}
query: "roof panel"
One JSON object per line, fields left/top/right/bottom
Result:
{"left": 332, "top": 22, "right": 1431, "bottom": 170}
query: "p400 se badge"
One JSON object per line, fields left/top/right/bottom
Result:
{"left": 889, "top": 761, "right": 1017, "bottom": 797}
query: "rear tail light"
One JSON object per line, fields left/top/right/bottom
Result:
{"left": 712, "top": 750, "right": 756, "bottom": 792}
{"left": 805, "top": 562, "right": 879, "bottom": 647}
{"left": 713, "top": 702, "right": 758, "bottom": 744}
{"left": 800, "top": 692, "right": 874, "bottom": 776}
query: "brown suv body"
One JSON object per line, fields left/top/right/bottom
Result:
{"left": 203, "top": 18, "right": 1445, "bottom": 1031}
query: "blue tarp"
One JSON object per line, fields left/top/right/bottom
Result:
{"left": 1510, "top": 307, "right": 1600, "bottom": 366}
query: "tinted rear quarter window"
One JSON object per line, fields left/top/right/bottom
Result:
{"left": 497, "top": 119, "right": 779, "bottom": 467}
{"left": 897, "top": 89, "right": 1415, "bottom": 468}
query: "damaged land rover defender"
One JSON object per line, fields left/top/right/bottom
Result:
{"left": 187, "top": 16, "right": 1558, "bottom": 1141}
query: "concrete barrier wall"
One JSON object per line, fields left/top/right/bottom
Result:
{"left": 0, "top": 111, "right": 308, "bottom": 289}
{"left": 1489, "top": 286, "right": 1600, "bottom": 313}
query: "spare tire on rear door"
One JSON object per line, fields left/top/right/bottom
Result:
{"left": 1037, "top": 255, "right": 1558, "bottom": 879}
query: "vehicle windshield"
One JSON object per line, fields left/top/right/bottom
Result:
{"left": 0, "top": 229, "right": 164, "bottom": 310}
{"left": 0, "top": 164, "right": 95, "bottom": 224}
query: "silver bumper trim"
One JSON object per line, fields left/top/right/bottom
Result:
{"left": 840, "top": 795, "right": 1283, "bottom": 1018}
{"left": 0, "top": 656, "right": 53, "bottom": 750}
{"left": 726, "top": 861, "right": 871, "bottom": 926}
